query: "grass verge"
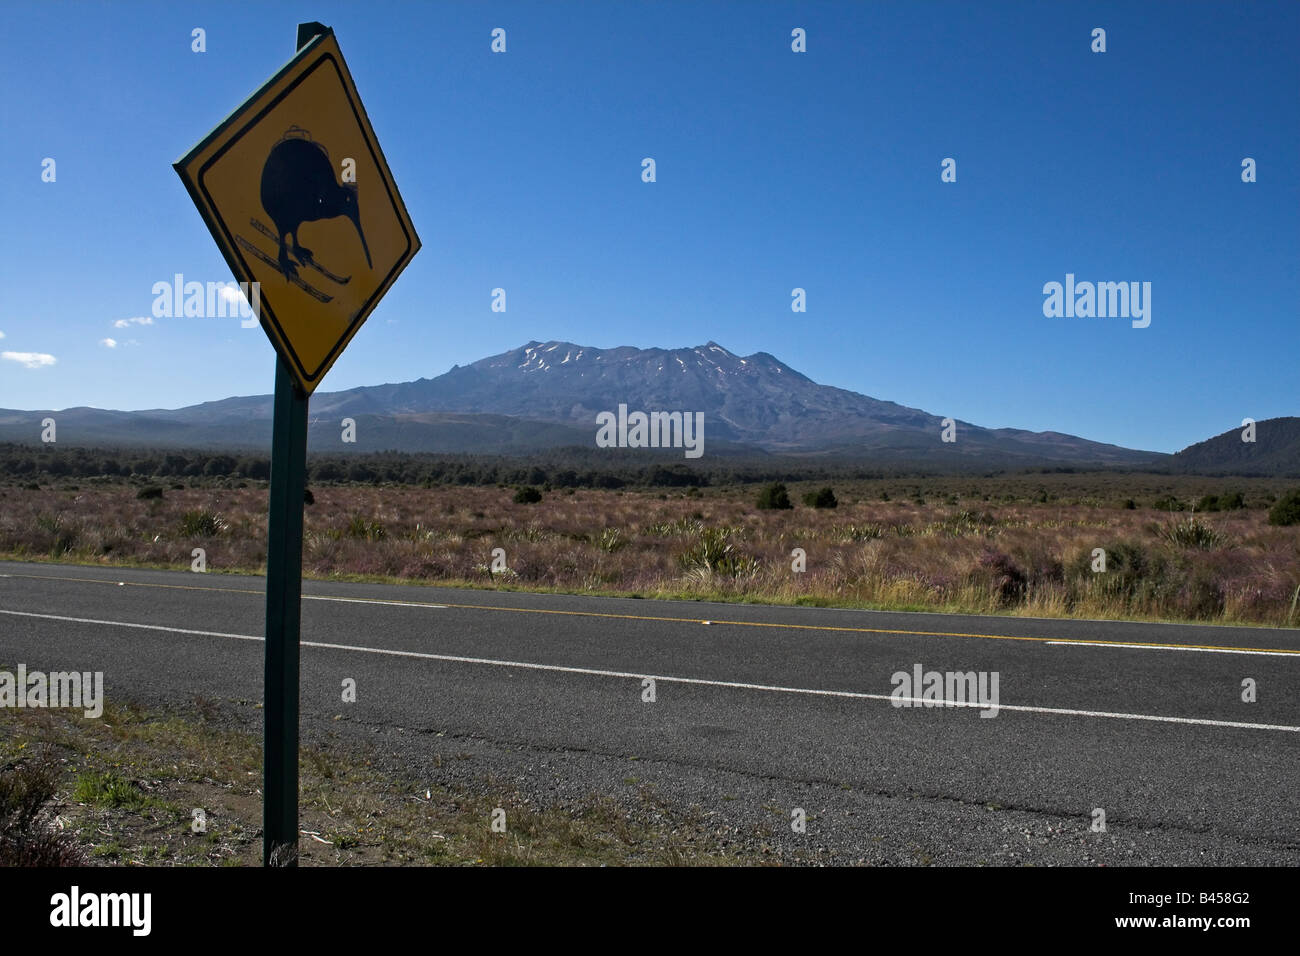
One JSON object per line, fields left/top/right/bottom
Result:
{"left": 0, "top": 695, "right": 766, "bottom": 867}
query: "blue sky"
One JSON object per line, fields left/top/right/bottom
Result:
{"left": 1, "top": 0, "right": 1295, "bottom": 453}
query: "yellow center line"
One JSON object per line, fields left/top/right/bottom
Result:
{"left": 5, "top": 570, "right": 1299, "bottom": 656}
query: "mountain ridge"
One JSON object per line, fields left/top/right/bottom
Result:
{"left": 3, "top": 340, "right": 1282, "bottom": 472}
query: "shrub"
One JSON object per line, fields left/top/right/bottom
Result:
{"left": 1195, "top": 494, "right": 1220, "bottom": 512}
{"left": 1176, "top": 571, "right": 1225, "bottom": 619}
{"left": 1152, "top": 495, "right": 1187, "bottom": 512}
{"left": 972, "top": 549, "right": 1027, "bottom": 606}
{"left": 1268, "top": 489, "right": 1300, "bottom": 526}
{"left": 136, "top": 485, "right": 164, "bottom": 500}
{"left": 203, "top": 455, "right": 237, "bottom": 478}
{"left": 756, "top": 482, "right": 792, "bottom": 510}
{"left": 1069, "top": 540, "right": 1173, "bottom": 608}
{"left": 303, "top": 488, "right": 315, "bottom": 506}
{"left": 802, "top": 487, "right": 838, "bottom": 509}
{"left": 513, "top": 486, "right": 542, "bottom": 504}
{"left": 1218, "top": 490, "right": 1245, "bottom": 510}
{"left": 0, "top": 757, "right": 86, "bottom": 866}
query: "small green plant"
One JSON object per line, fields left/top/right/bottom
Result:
{"left": 596, "top": 528, "right": 627, "bottom": 553}
{"left": 834, "top": 523, "right": 883, "bottom": 541}
{"left": 136, "top": 486, "right": 164, "bottom": 500}
{"left": 34, "top": 513, "right": 77, "bottom": 555}
{"left": 178, "top": 509, "right": 225, "bottom": 537}
{"left": 513, "top": 486, "right": 543, "bottom": 504}
{"left": 676, "top": 526, "right": 754, "bottom": 577}
{"left": 645, "top": 516, "right": 704, "bottom": 537}
{"left": 345, "top": 515, "right": 386, "bottom": 540}
{"left": 1161, "top": 516, "right": 1224, "bottom": 549}
{"left": 756, "top": 482, "right": 792, "bottom": 510}
{"left": 73, "top": 770, "right": 151, "bottom": 811}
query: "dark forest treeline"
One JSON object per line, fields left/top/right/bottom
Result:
{"left": 0, "top": 443, "right": 1130, "bottom": 489}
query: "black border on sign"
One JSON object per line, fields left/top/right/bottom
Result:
{"left": 173, "top": 31, "right": 418, "bottom": 394}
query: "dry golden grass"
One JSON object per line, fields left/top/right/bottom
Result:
{"left": 2, "top": 477, "right": 1298, "bottom": 626}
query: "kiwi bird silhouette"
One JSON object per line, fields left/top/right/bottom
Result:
{"left": 259, "top": 132, "right": 372, "bottom": 280}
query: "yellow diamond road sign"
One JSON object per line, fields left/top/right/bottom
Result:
{"left": 175, "top": 29, "right": 419, "bottom": 396}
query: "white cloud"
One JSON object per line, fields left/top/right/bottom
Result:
{"left": 113, "top": 316, "right": 154, "bottom": 329}
{"left": 2, "top": 351, "right": 57, "bottom": 369}
{"left": 0, "top": 330, "right": 5, "bottom": 339}
{"left": 100, "top": 338, "right": 118, "bottom": 348}
{"left": 217, "top": 286, "right": 246, "bottom": 305}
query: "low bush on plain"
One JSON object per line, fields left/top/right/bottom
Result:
{"left": 1269, "top": 489, "right": 1300, "bottom": 527}
{"left": 803, "top": 487, "right": 838, "bottom": 509}
{"left": 756, "top": 483, "right": 792, "bottom": 510}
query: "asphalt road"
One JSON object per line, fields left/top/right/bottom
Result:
{"left": 2, "top": 559, "right": 1298, "bottom": 865}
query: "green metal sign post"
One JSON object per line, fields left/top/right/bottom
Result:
{"left": 262, "top": 19, "right": 327, "bottom": 868}
{"left": 175, "top": 17, "right": 418, "bottom": 864}
{"left": 263, "top": 354, "right": 309, "bottom": 865}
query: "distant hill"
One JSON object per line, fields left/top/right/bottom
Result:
{"left": 1168, "top": 417, "right": 1300, "bottom": 477}
{"left": 0, "top": 340, "right": 1174, "bottom": 469}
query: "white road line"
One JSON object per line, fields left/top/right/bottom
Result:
{"left": 0, "top": 608, "right": 260, "bottom": 642}
{"left": 304, "top": 595, "right": 446, "bottom": 609}
{"left": 3, "top": 607, "right": 1298, "bottom": 733}
{"left": 1047, "top": 640, "right": 1296, "bottom": 658}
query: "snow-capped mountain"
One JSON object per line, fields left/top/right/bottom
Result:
{"left": 0, "top": 341, "right": 1164, "bottom": 465}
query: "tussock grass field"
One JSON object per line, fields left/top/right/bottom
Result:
{"left": 2, "top": 472, "right": 1298, "bottom": 626}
